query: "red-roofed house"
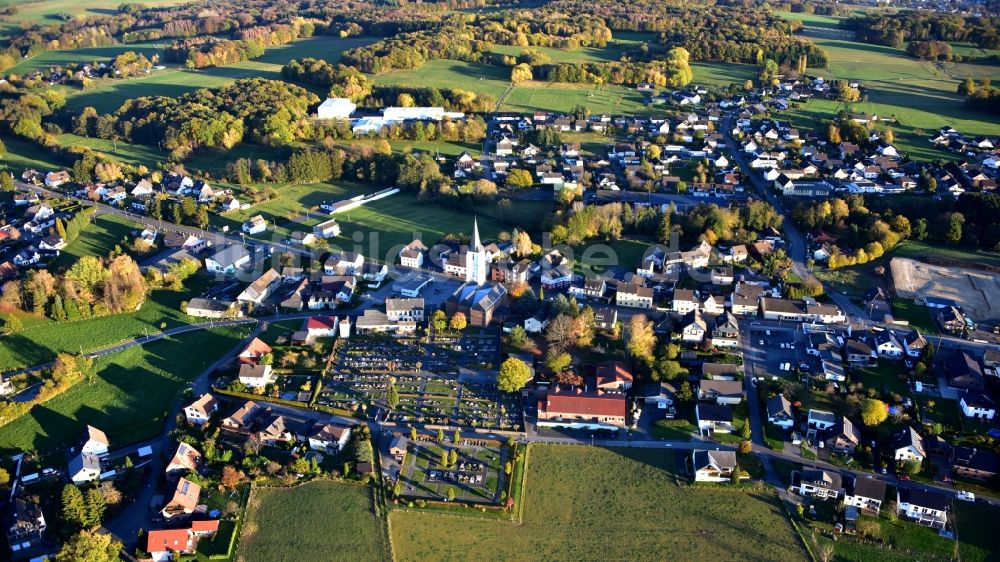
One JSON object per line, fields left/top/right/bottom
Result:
{"left": 536, "top": 387, "right": 627, "bottom": 429}
{"left": 161, "top": 477, "right": 201, "bottom": 519}
{"left": 592, "top": 361, "right": 633, "bottom": 391}
{"left": 146, "top": 528, "right": 191, "bottom": 562}
{"left": 237, "top": 338, "right": 272, "bottom": 365}
{"left": 146, "top": 520, "right": 219, "bottom": 562}
{"left": 306, "top": 316, "right": 338, "bottom": 338}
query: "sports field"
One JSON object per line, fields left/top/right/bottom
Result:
{"left": 0, "top": 325, "right": 245, "bottom": 456}
{"left": 239, "top": 481, "right": 391, "bottom": 562}
{"left": 390, "top": 445, "right": 808, "bottom": 562}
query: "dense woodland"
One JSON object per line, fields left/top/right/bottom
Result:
{"left": 841, "top": 11, "right": 1000, "bottom": 51}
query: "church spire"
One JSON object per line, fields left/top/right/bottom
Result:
{"left": 472, "top": 215, "right": 482, "bottom": 251}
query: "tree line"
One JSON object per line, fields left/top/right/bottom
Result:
{"left": 842, "top": 11, "right": 999, "bottom": 51}
{"left": 163, "top": 19, "right": 315, "bottom": 69}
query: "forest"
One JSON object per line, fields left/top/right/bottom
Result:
{"left": 841, "top": 11, "right": 1000, "bottom": 50}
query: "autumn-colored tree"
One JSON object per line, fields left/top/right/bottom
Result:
{"left": 221, "top": 465, "right": 244, "bottom": 489}
{"left": 626, "top": 314, "right": 656, "bottom": 360}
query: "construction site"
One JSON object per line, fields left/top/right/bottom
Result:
{"left": 890, "top": 257, "right": 1000, "bottom": 324}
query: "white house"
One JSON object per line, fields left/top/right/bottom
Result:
{"left": 691, "top": 450, "right": 738, "bottom": 483}
{"left": 183, "top": 394, "right": 219, "bottom": 425}
{"left": 798, "top": 468, "right": 842, "bottom": 500}
{"left": 68, "top": 452, "right": 101, "bottom": 484}
{"left": 238, "top": 364, "right": 274, "bottom": 389}
{"left": 313, "top": 218, "right": 341, "bottom": 239}
{"left": 891, "top": 426, "right": 926, "bottom": 463}
{"left": 306, "top": 424, "right": 351, "bottom": 453}
{"left": 897, "top": 488, "right": 948, "bottom": 529}
{"left": 399, "top": 240, "right": 427, "bottom": 269}
{"left": 960, "top": 391, "right": 996, "bottom": 420}
{"left": 242, "top": 215, "right": 267, "bottom": 235}
{"left": 205, "top": 245, "right": 251, "bottom": 276}
{"left": 766, "top": 394, "right": 794, "bottom": 429}
{"left": 81, "top": 425, "right": 109, "bottom": 456}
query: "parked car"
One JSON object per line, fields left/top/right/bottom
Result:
{"left": 956, "top": 491, "right": 975, "bottom": 502}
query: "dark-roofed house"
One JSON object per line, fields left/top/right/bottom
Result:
{"left": 692, "top": 449, "right": 739, "bottom": 483}
{"left": 697, "top": 380, "right": 743, "bottom": 405}
{"left": 69, "top": 452, "right": 101, "bottom": 484}
{"left": 222, "top": 401, "right": 262, "bottom": 432}
{"left": 536, "top": 387, "right": 627, "bottom": 429}
{"left": 844, "top": 475, "right": 887, "bottom": 515}
{"left": 943, "top": 351, "right": 984, "bottom": 390}
{"left": 6, "top": 497, "right": 47, "bottom": 551}
{"left": 767, "top": 394, "right": 794, "bottom": 429}
{"left": 825, "top": 417, "right": 862, "bottom": 455}
{"left": 616, "top": 282, "right": 654, "bottom": 309}
{"left": 594, "top": 307, "right": 618, "bottom": 331}
{"left": 903, "top": 330, "right": 927, "bottom": 358}
{"left": 952, "top": 446, "right": 998, "bottom": 481}
{"left": 891, "top": 426, "right": 926, "bottom": 464}
{"left": 897, "top": 488, "right": 948, "bottom": 528}
{"left": 798, "top": 468, "right": 843, "bottom": 500}
{"left": 696, "top": 404, "right": 734, "bottom": 434}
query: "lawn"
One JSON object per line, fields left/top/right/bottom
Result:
{"left": 50, "top": 212, "right": 143, "bottom": 269}
{"left": 239, "top": 481, "right": 390, "bottom": 562}
{"left": 954, "top": 501, "right": 1000, "bottom": 562}
{"left": 0, "top": 325, "right": 245, "bottom": 455}
{"left": 390, "top": 445, "right": 808, "bottom": 561}
{"left": 59, "top": 36, "right": 377, "bottom": 114}
{"left": 216, "top": 184, "right": 552, "bottom": 259}
{"left": 0, "top": 275, "right": 213, "bottom": 372}
{"left": 0, "top": 0, "right": 191, "bottom": 38}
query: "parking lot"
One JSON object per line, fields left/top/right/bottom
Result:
{"left": 743, "top": 323, "right": 802, "bottom": 382}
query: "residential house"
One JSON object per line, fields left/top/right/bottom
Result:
{"left": 943, "top": 351, "right": 985, "bottom": 390}
{"left": 306, "top": 424, "right": 351, "bottom": 453}
{"left": 165, "top": 443, "right": 201, "bottom": 477}
{"left": 672, "top": 289, "right": 699, "bottom": 314}
{"left": 237, "top": 268, "right": 281, "bottom": 306}
{"left": 807, "top": 409, "right": 837, "bottom": 432}
{"left": 81, "top": 425, "right": 109, "bottom": 456}
{"left": 594, "top": 307, "right": 618, "bottom": 331}
{"left": 324, "top": 251, "right": 364, "bottom": 276}
{"left": 524, "top": 308, "right": 550, "bottom": 334}
{"left": 185, "top": 298, "right": 237, "bottom": 319}
{"left": 862, "top": 287, "right": 892, "bottom": 320}
{"left": 146, "top": 521, "right": 219, "bottom": 562}
{"left": 161, "top": 478, "right": 201, "bottom": 519}
{"left": 313, "top": 218, "right": 341, "bottom": 239}
{"left": 204, "top": 245, "right": 251, "bottom": 276}
{"left": 222, "top": 401, "right": 262, "bottom": 432}
{"left": 305, "top": 316, "right": 339, "bottom": 338}
{"left": 767, "top": 394, "right": 794, "bottom": 429}
{"left": 183, "top": 394, "right": 218, "bottom": 425}
{"left": 951, "top": 446, "right": 998, "bottom": 481}
{"left": 237, "top": 338, "right": 272, "bottom": 365}
{"left": 6, "top": 498, "right": 47, "bottom": 551}
{"left": 873, "top": 329, "right": 903, "bottom": 359}
{"left": 593, "top": 361, "right": 633, "bottom": 392}
{"left": 844, "top": 476, "right": 887, "bottom": 515}
{"left": 238, "top": 364, "right": 274, "bottom": 389}
{"left": 399, "top": 240, "right": 428, "bottom": 268}
{"left": 959, "top": 391, "right": 996, "bottom": 420}
{"left": 903, "top": 330, "right": 927, "bottom": 358}
{"left": 242, "top": 215, "right": 267, "bottom": 235}
{"left": 386, "top": 298, "right": 425, "bottom": 322}
{"left": 730, "top": 283, "right": 764, "bottom": 316}
{"left": 892, "top": 426, "right": 926, "bottom": 464}
{"left": 798, "top": 468, "right": 843, "bottom": 500}
{"left": 824, "top": 417, "right": 861, "bottom": 455}
{"left": 896, "top": 488, "right": 948, "bottom": 529}
{"left": 697, "top": 380, "right": 743, "bottom": 405}
{"left": 44, "top": 170, "right": 70, "bottom": 187}
{"left": 541, "top": 263, "right": 574, "bottom": 290}
{"left": 844, "top": 339, "right": 875, "bottom": 365}
{"left": 710, "top": 312, "right": 740, "bottom": 348}
{"left": 68, "top": 452, "right": 102, "bottom": 484}
{"left": 616, "top": 283, "right": 653, "bottom": 309}
{"left": 691, "top": 450, "right": 738, "bottom": 483}
{"left": 679, "top": 310, "right": 708, "bottom": 343}
{"left": 696, "top": 404, "right": 734, "bottom": 434}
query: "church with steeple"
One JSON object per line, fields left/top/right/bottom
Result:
{"left": 465, "top": 216, "right": 487, "bottom": 286}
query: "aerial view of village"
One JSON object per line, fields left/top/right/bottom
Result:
{"left": 0, "top": 0, "right": 999, "bottom": 560}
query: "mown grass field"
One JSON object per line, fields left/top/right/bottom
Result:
{"left": 50, "top": 212, "right": 142, "bottom": 269}
{"left": 777, "top": 11, "right": 1000, "bottom": 162}
{"left": 0, "top": 325, "right": 245, "bottom": 455}
{"left": 390, "top": 445, "right": 808, "bottom": 562}
{"left": 955, "top": 501, "right": 1000, "bottom": 562}
{"left": 0, "top": 275, "right": 213, "bottom": 372}
{"left": 59, "top": 35, "right": 377, "bottom": 114}
{"left": 239, "top": 481, "right": 390, "bottom": 562}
